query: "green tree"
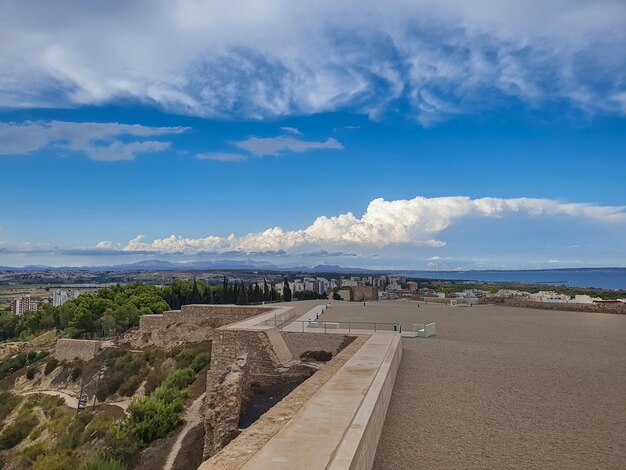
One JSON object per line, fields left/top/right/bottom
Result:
{"left": 283, "top": 278, "right": 292, "bottom": 302}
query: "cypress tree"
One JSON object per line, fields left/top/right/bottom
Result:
{"left": 263, "top": 279, "right": 269, "bottom": 301}
{"left": 283, "top": 277, "right": 292, "bottom": 302}
{"left": 221, "top": 277, "right": 228, "bottom": 304}
{"left": 191, "top": 278, "right": 201, "bottom": 304}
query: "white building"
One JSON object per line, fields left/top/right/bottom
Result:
{"left": 529, "top": 291, "right": 570, "bottom": 303}
{"left": 53, "top": 289, "right": 77, "bottom": 307}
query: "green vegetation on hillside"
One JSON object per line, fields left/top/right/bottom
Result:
{"left": 0, "top": 345, "right": 211, "bottom": 470}
{"left": 0, "top": 351, "right": 48, "bottom": 380}
{"left": 1, "top": 279, "right": 283, "bottom": 343}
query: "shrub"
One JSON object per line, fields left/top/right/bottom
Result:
{"left": 78, "top": 456, "right": 126, "bottom": 470}
{"left": 0, "top": 413, "right": 39, "bottom": 449}
{"left": 0, "top": 392, "right": 22, "bottom": 422}
{"left": 190, "top": 352, "right": 211, "bottom": 373}
{"left": 97, "top": 352, "right": 147, "bottom": 401}
{"left": 44, "top": 359, "right": 59, "bottom": 375}
{"left": 19, "top": 442, "right": 46, "bottom": 466}
{"left": 32, "top": 450, "right": 76, "bottom": 470}
{"left": 70, "top": 366, "right": 82, "bottom": 382}
{"left": 174, "top": 349, "right": 198, "bottom": 369}
{"left": 35, "top": 351, "right": 48, "bottom": 361}
{"left": 144, "top": 369, "right": 167, "bottom": 395}
{"left": 161, "top": 367, "right": 195, "bottom": 391}
{"left": 83, "top": 415, "right": 115, "bottom": 441}
{"left": 27, "top": 351, "right": 38, "bottom": 362}
{"left": 123, "top": 393, "right": 184, "bottom": 445}
{"left": 26, "top": 367, "right": 38, "bottom": 380}
{"left": 118, "top": 375, "right": 143, "bottom": 397}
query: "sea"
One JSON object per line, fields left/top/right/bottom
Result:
{"left": 405, "top": 269, "right": 626, "bottom": 290}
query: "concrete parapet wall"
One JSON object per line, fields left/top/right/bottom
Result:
{"left": 199, "top": 335, "right": 369, "bottom": 470}
{"left": 54, "top": 338, "right": 102, "bottom": 361}
{"left": 328, "top": 334, "right": 402, "bottom": 470}
{"left": 200, "top": 331, "right": 402, "bottom": 470}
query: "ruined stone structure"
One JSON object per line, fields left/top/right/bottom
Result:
{"left": 124, "top": 304, "right": 273, "bottom": 348}
{"left": 203, "top": 354, "right": 252, "bottom": 458}
{"left": 280, "top": 331, "right": 353, "bottom": 360}
{"left": 350, "top": 285, "right": 379, "bottom": 302}
{"left": 54, "top": 338, "right": 103, "bottom": 361}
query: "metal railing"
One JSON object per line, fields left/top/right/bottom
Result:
{"left": 274, "top": 319, "right": 402, "bottom": 333}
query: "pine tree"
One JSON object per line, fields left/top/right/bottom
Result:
{"left": 253, "top": 283, "right": 261, "bottom": 303}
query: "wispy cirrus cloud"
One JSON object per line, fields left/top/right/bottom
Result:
{"left": 280, "top": 127, "right": 302, "bottom": 135}
{"left": 0, "top": 121, "right": 188, "bottom": 161}
{"left": 233, "top": 135, "right": 343, "bottom": 156}
{"left": 195, "top": 152, "right": 248, "bottom": 162}
{"left": 1, "top": 1, "right": 623, "bottom": 123}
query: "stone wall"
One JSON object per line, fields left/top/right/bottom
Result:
{"left": 204, "top": 354, "right": 252, "bottom": 459}
{"left": 350, "top": 286, "right": 379, "bottom": 302}
{"left": 54, "top": 339, "right": 102, "bottom": 361}
{"left": 126, "top": 305, "right": 273, "bottom": 348}
{"left": 503, "top": 298, "right": 626, "bottom": 315}
{"left": 280, "top": 332, "right": 354, "bottom": 360}
{"left": 208, "top": 327, "right": 292, "bottom": 386}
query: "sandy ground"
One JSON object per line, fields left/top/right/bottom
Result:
{"left": 320, "top": 300, "right": 626, "bottom": 469}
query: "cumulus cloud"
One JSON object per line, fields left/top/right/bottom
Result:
{"left": 114, "top": 195, "right": 626, "bottom": 255}
{"left": 233, "top": 135, "right": 343, "bottom": 156}
{"left": 195, "top": 152, "right": 248, "bottom": 162}
{"left": 0, "top": 121, "right": 187, "bottom": 160}
{"left": 1, "top": 1, "right": 624, "bottom": 122}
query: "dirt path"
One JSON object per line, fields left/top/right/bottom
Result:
{"left": 164, "top": 393, "right": 206, "bottom": 470}
{"left": 19, "top": 390, "right": 130, "bottom": 413}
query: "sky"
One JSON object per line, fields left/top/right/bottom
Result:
{"left": 1, "top": 0, "right": 626, "bottom": 270}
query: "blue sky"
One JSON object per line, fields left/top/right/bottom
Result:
{"left": 1, "top": 0, "right": 625, "bottom": 269}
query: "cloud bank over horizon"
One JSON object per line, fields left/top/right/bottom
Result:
{"left": 1, "top": 1, "right": 624, "bottom": 123}
{"left": 94, "top": 195, "right": 626, "bottom": 256}
{"left": 2, "top": 194, "right": 626, "bottom": 269}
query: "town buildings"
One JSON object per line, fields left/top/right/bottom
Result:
{"left": 10, "top": 295, "right": 36, "bottom": 315}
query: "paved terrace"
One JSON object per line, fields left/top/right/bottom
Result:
{"left": 319, "top": 300, "right": 626, "bottom": 469}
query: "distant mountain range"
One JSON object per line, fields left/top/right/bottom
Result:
{"left": 1, "top": 261, "right": 625, "bottom": 276}
{"left": 0, "top": 259, "right": 377, "bottom": 273}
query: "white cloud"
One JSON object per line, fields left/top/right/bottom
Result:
{"left": 196, "top": 152, "right": 248, "bottom": 162}
{"left": 1, "top": 1, "right": 623, "bottom": 122}
{"left": 233, "top": 135, "right": 343, "bottom": 156}
{"left": 95, "top": 241, "right": 113, "bottom": 249}
{"left": 117, "top": 195, "right": 626, "bottom": 254}
{"left": 0, "top": 120, "right": 187, "bottom": 160}
{"left": 280, "top": 127, "right": 302, "bottom": 135}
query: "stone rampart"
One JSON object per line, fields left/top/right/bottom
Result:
{"left": 350, "top": 286, "right": 379, "bottom": 302}
{"left": 54, "top": 339, "right": 102, "bottom": 362}
{"left": 127, "top": 305, "right": 273, "bottom": 348}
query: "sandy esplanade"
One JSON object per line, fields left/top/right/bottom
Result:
{"left": 320, "top": 301, "right": 626, "bottom": 469}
